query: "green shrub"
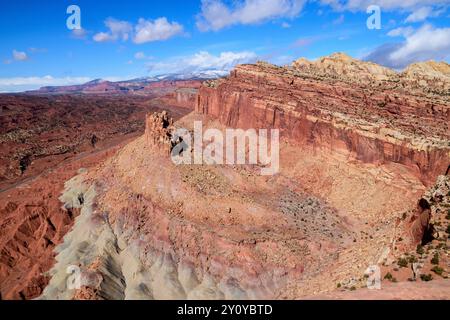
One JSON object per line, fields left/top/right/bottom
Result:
{"left": 408, "top": 256, "right": 418, "bottom": 263}
{"left": 416, "top": 245, "right": 424, "bottom": 255}
{"left": 436, "top": 243, "right": 445, "bottom": 249}
{"left": 384, "top": 272, "right": 394, "bottom": 281}
{"left": 398, "top": 258, "right": 408, "bottom": 268}
{"left": 420, "top": 274, "right": 433, "bottom": 282}
{"left": 431, "top": 253, "right": 440, "bottom": 265}
{"left": 431, "top": 266, "right": 444, "bottom": 276}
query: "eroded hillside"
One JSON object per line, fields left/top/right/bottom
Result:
{"left": 37, "top": 54, "right": 450, "bottom": 300}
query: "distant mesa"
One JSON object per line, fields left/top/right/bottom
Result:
{"left": 30, "top": 70, "right": 229, "bottom": 94}
{"left": 28, "top": 53, "right": 450, "bottom": 95}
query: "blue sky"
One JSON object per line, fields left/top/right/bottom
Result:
{"left": 1, "top": 0, "right": 449, "bottom": 91}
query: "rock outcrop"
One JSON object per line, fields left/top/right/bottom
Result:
{"left": 197, "top": 54, "right": 450, "bottom": 186}
{"left": 0, "top": 82, "right": 197, "bottom": 299}
{"left": 38, "top": 54, "right": 450, "bottom": 300}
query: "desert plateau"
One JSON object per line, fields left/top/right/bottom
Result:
{"left": 1, "top": 53, "right": 449, "bottom": 300}
{"left": 1, "top": 1, "right": 449, "bottom": 305}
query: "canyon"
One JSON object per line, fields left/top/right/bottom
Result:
{"left": 1, "top": 53, "right": 449, "bottom": 300}
{"left": 0, "top": 80, "right": 199, "bottom": 299}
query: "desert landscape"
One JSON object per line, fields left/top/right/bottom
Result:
{"left": 1, "top": 53, "right": 448, "bottom": 300}
{"left": 1, "top": 1, "right": 449, "bottom": 303}
{"left": 0, "top": 80, "right": 200, "bottom": 299}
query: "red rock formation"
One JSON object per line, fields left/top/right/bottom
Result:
{"left": 0, "top": 142, "right": 126, "bottom": 300}
{"left": 144, "top": 111, "right": 173, "bottom": 154}
{"left": 147, "top": 81, "right": 202, "bottom": 109}
{"left": 196, "top": 58, "right": 450, "bottom": 186}
{"left": 19, "top": 55, "right": 450, "bottom": 300}
{"left": 0, "top": 84, "right": 197, "bottom": 299}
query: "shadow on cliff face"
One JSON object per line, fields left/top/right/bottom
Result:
{"left": 418, "top": 198, "right": 434, "bottom": 245}
{"left": 19, "top": 155, "right": 32, "bottom": 175}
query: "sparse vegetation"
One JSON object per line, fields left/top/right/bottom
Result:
{"left": 397, "top": 257, "right": 408, "bottom": 268}
{"left": 416, "top": 245, "right": 424, "bottom": 255}
{"left": 431, "top": 266, "right": 444, "bottom": 276}
{"left": 431, "top": 253, "right": 440, "bottom": 265}
{"left": 420, "top": 274, "right": 433, "bottom": 282}
{"left": 384, "top": 272, "right": 398, "bottom": 283}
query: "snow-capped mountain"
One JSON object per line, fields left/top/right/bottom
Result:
{"left": 31, "top": 70, "right": 228, "bottom": 94}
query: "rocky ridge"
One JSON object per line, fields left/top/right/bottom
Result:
{"left": 39, "top": 54, "right": 450, "bottom": 300}
{"left": 292, "top": 52, "right": 450, "bottom": 94}
{"left": 198, "top": 53, "right": 450, "bottom": 186}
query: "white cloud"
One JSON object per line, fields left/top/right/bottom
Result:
{"left": 134, "top": 52, "right": 146, "bottom": 59}
{"left": 28, "top": 47, "right": 47, "bottom": 53}
{"left": 147, "top": 51, "right": 258, "bottom": 74}
{"left": 12, "top": 50, "right": 28, "bottom": 61}
{"left": 71, "top": 28, "right": 88, "bottom": 39}
{"left": 93, "top": 18, "right": 132, "bottom": 42}
{"left": 405, "top": 6, "right": 443, "bottom": 22}
{"left": 365, "top": 24, "right": 450, "bottom": 68}
{"left": 133, "top": 18, "right": 183, "bottom": 44}
{"left": 390, "top": 24, "right": 450, "bottom": 63}
{"left": 133, "top": 52, "right": 154, "bottom": 61}
{"left": 387, "top": 26, "right": 414, "bottom": 37}
{"left": 93, "top": 17, "right": 182, "bottom": 44}
{"left": 93, "top": 32, "right": 111, "bottom": 42}
{"left": 320, "top": 0, "right": 450, "bottom": 11}
{"left": 196, "top": 0, "right": 306, "bottom": 31}
{"left": 333, "top": 14, "right": 345, "bottom": 25}
{"left": 281, "top": 22, "right": 291, "bottom": 28}
{"left": 0, "top": 76, "right": 92, "bottom": 92}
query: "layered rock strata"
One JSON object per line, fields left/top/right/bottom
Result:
{"left": 197, "top": 54, "right": 450, "bottom": 186}
{"left": 39, "top": 54, "right": 450, "bottom": 300}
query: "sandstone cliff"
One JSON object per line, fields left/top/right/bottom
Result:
{"left": 197, "top": 54, "right": 450, "bottom": 186}
{"left": 38, "top": 54, "right": 450, "bottom": 300}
